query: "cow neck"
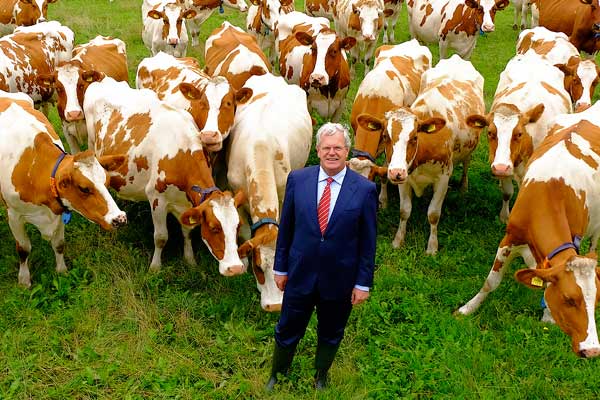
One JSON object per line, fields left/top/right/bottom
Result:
{"left": 250, "top": 217, "right": 279, "bottom": 237}
{"left": 190, "top": 184, "right": 220, "bottom": 206}
{"left": 541, "top": 235, "right": 582, "bottom": 269}
{"left": 49, "top": 143, "right": 73, "bottom": 222}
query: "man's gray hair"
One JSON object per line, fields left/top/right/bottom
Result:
{"left": 316, "top": 123, "right": 352, "bottom": 149}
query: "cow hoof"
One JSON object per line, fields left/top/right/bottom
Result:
{"left": 512, "top": 24, "right": 518, "bottom": 30}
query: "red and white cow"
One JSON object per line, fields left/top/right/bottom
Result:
{"left": 517, "top": 27, "right": 600, "bottom": 112}
{"left": 377, "top": 55, "right": 485, "bottom": 253}
{"left": 457, "top": 119, "right": 600, "bottom": 357}
{"left": 0, "top": 21, "right": 73, "bottom": 114}
{"left": 204, "top": 21, "right": 271, "bottom": 91}
{"left": 183, "top": 0, "right": 248, "bottom": 48}
{"left": 534, "top": 0, "right": 600, "bottom": 55}
{"left": 511, "top": 0, "right": 532, "bottom": 30}
{"left": 348, "top": 39, "right": 432, "bottom": 208}
{"left": 408, "top": 0, "right": 509, "bottom": 59}
{"left": 0, "top": 0, "right": 58, "bottom": 35}
{"left": 228, "top": 73, "right": 312, "bottom": 311}
{"left": 382, "top": 0, "right": 403, "bottom": 43}
{"left": 334, "top": 0, "right": 391, "bottom": 74}
{"left": 246, "top": 0, "right": 294, "bottom": 64}
{"left": 467, "top": 52, "right": 572, "bottom": 223}
{"left": 142, "top": 0, "right": 196, "bottom": 58}
{"left": 37, "top": 35, "right": 128, "bottom": 153}
{"left": 0, "top": 95, "right": 127, "bottom": 287}
{"left": 277, "top": 11, "right": 356, "bottom": 122}
{"left": 83, "top": 78, "right": 247, "bottom": 275}
{"left": 136, "top": 51, "right": 252, "bottom": 152}
{"left": 304, "top": 0, "right": 334, "bottom": 19}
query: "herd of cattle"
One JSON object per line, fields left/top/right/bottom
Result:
{"left": 0, "top": 0, "right": 600, "bottom": 357}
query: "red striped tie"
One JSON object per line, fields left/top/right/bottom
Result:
{"left": 318, "top": 177, "right": 334, "bottom": 234}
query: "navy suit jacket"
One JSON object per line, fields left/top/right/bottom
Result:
{"left": 274, "top": 165, "right": 378, "bottom": 301}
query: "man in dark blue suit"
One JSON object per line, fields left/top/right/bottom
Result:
{"left": 266, "top": 123, "right": 378, "bottom": 390}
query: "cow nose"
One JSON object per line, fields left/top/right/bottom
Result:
{"left": 481, "top": 23, "right": 495, "bottom": 32}
{"left": 111, "top": 213, "right": 127, "bottom": 228}
{"left": 239, "top": 4, "right": 248, "bottom": 11}
{"left": 491, "top": 163, "right": 512, "bottom": 177}
{"left": 593, "top": 23, "right": 600, "bottom": 33}
{"left": 168, "top": 38, "right": 179, "bottom": 45}
{"left": 263, "top": 303, "right": 282, "bottom": 312}
{"left": 364, "top": 34, "right": 375, "bottom": 41}
{"left": 310, "top": 74, "right": 326, "bottom": 88}
{"left": 223, "top": 264, "right": 245, "bottom": 276}
{"left": 37, "top": 17, "right": 46, "bottom": 23}
{"left": 65, "top": 110, "right": 83, "bottom": 121}
{"left": 200, "top": 131, "right": 221, "bottom": 145}
{"left": 387, "top": 168, "right": 407, "bottom": 183}
{"left": 575, "top": 102, "right": 591, "bottom": 112}
{"left": 579, "top": 348, "right": 600, "bottom": 358}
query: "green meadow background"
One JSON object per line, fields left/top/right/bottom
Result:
{"left": 1, "top": 0, "right": 599, "bottom": 398}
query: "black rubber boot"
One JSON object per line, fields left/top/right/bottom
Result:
{"left": 265, "top": 342, "right": 296, "bottom": 391}
{"left": 314, "top": 342, "right": 340, "bottom": 390}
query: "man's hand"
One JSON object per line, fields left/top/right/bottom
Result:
{"left": 275, "top": 274, "right": 288, "bottom": 291}
{"left": 351, "top": 288, "right": 369, "bottom": 305}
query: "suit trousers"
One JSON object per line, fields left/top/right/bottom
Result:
{"left": 274, "top": 288, "right": 353, "bottom": 349}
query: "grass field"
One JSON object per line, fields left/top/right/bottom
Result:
{"left": 1, "top": 0, "right": 600, "bottom": 398}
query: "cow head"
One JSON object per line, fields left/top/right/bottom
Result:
{"left": 557, "top": 56, "right": 600, "bottom": 113}
{"left": 180, "top": 190, "right": 247, "bottom": 277}
{"left": 296, "top": 29, "right": 356, "bottom": 89}
{"left": 223, "top": 0, "right": 249, "bottom": 12}
{"left": 147, "top": 2, "right": 196, "bottom": 47}
{"left": 178, "top": 78, "right": 253, "bottom": 152}
{"left": 238, "top": 222, "right": 282, "bottom": 312}
{"left": 347, "top": 112, "right": 387, "bottom": 179}
{"left": 249, "top": 0, "right": 293, "bottom": 31}
{"left": 515, "top": 254, "right": 600, "bottom": 357}
{"left": 349, "top": 0, "right": 389, "bottom": 42}
{"left": 15, "top": 0, "right": 58, "bottom": 26}
{"left": 37, "top": 64, "right": 105, "bottom": 123}
{"left": 469, "top": 103, "right": 543, "bottom": 177}
{"left": 383, "top": 108, "right": 446, "bottom": 184}
{"left": 464, "top": 0, "right": 508, "bottom": 33}
{"left": 54, "top": 148, "right": 127, "bottom": 230}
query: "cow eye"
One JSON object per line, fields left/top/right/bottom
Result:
{"left": 564, "top": 297, "right": 577, "bottom": 307}
{"left": 78, "top": 186, "right": 91, "bottom": 194}
{"left": 209, "top": 225, "right": 222, "bottom": 233}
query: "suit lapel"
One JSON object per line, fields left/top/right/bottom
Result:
{"left": 326, "top": 170, "right": 358, "bottom": 233}
{"left": 304, "top": 166, "right": 321, "bottom": 235}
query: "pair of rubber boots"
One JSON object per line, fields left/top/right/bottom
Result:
{"left": 265, "top": 341, "right": 340, "bottom": 391}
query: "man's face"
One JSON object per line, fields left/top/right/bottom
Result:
{"left": 317, "top": 131, "right": 349, "bottom": 176}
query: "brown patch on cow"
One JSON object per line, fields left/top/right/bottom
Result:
{"left": 420, "top": 3, "right": 434, "bottom": 26}
{"left": 248, "top": 92, "right": 268, "bottom": 104}
{"left": 155, "top": 149, "right": 214, "bottom": 202}
{"left": 494, "top": 82, "right": 527, "bottom": 100}
{"left": 274, "top": 150, "right": 284, "bottom": 161}
{"left": 440, "top": 4, "right": 479, "bottom": 38}
{"left": 540, "top": 81, "right": 572, "bottom": 111}
{"left": 152, "top": 198, "right": 159, "bottom": 210}
{"left": 134, "top": 156, "right": 149, "bottom": 172}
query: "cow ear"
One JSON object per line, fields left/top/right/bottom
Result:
{"left": 147, "top": 10, "right": 162, "bottom": 19}
{"left": 383, "top": 8, "right": 394, "bottom": 17}
{"left": 82, "top": 70, "right": 105, "bottom": 84}
{"left": 341, "top": 36, "right": 357, "bottom": 50}
{"left": 515, "top": 268, "right": 555, "bottom": 289}
{"left": 581, "top": 0, "right": 593, "bottom": 5}
{"left": 48, "top": 0, "right": 58, "bottom": 3}
{"left": 357, "top": 113, "right": 384, "bottom": 132}
{"left": 464, "top": 0, "right": 478, "bottom": 8}
{"left": 183, "top": 9, "right": 197, "bottom": 19}
{"left": 495, "top": 0, "right": 509, "bottom": 10}
{"left": 233, "top": 189, "right": 246, "bottom": 208}
{"left": 180, "top": 206, "right": 204, "bottom": 226}
{"left": 555, "top": 62, "right": 575, "bottom": 77}
{"left": 36, "top": 74, "right": 56, "bottom": 88}
{"left": 466, "top": 114, "right": 489, "bottom": 129}
{"left": 417, "top": 117, "right": 446, "bottom": 134}
{"left": 178, "top": 82, "right": 203, "bottom": 101}
{"left": 295, "top": 31, "right": 314, "bottom": 46}
{"left": 235, "top": 88, "right": 253, "bottom": 104}
{"left": 249, "top": 0, "right": 261, "bottom": 6}
{"left": 281, "top": 0, "right": 293, "bottom": 6}
{"left": 525, "top": 103, "right": 545, "bottom": 123}
{"left": 98, "top": 155, "right": 127, "bottom": 172}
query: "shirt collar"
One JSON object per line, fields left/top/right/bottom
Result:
{"left": 319, "top": 166, "right": 346, "bottom": 185}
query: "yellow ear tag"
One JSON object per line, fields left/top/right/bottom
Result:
{"left": 85, "top": 76, "right": 94, "bottom": 82}
{"left": 531, "top": 276, "right": 544, "bottom": 287}
{"left": 188, "top": 216, "right": 197, "bottom": 224}
{"left": 367, "top": 122, "right": 379, "bottom": 130}
{"left": 426, "top": 124, "right": 436, "bottom": 133}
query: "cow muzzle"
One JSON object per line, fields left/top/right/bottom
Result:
{"left": 579, "top": 347, "right": 600, "bottom": 358}
{"left": 200, "top": 131, "right": 223, "bottom": 151}
{"left": 575, "top": 102, "right": 591, "bottom": 113}
{"left": 111, "top": 213, "right": 127, "bottom": 228}
{"left": 263, "top": 303, "right": 282, "bottom": 312}
{"left": 65, "top": 110, "right": 84, "bottom": 122}
{"left": 220, "top": 263, "right": 245, "bottom": 276}
{"left": 168, "top": 38, "right": 179, "bottom": 46}
{"left": 491, "top": 163, "right": 513, "bottom": 177}
{"left": 387, "top": 168, "right": 407, "bottom": 184}
{"left": 481, "top": 24, "right": 495, "bottom": 33}
{"left": 310, "top": 74, "right": 327, "bottom": 88}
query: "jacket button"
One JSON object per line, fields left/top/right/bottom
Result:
{"left": 321, "top": 237, "right": 324, "bottom": 242}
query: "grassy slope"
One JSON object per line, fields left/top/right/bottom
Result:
{"left": 0, "top": 1, "right": 599, "bottom": 398}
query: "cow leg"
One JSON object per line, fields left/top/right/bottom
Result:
{"left": 520, "top": 3, "right": 528, "bottom": 29}
{"left": 49, "top": 222, "right": 67, "bottom": 274}
{"left": 531, "top": 4, "right": 539, "bottom": 27}
{"left": 363, "top": 41, "right": 377, "bottom": 75}
{"left": 499, "top": 177, "right": 513, "bottom": 224}
{"left": 590, "top": 232, "right": 600, "bottom": 252}
{"left": 513, "top": 7, "right": 519, "bottom": 30}
{"left": 379, "top": 178, "right": 388, "bottom": 209}
{"left": 383, "top": 20, "right": 390, "bottom": 44}
{"left": 149, "top": 200, "right": 168, "bottom": 272}
{"left": 426, "top": 175, "right": 450, "bottom": 255}
{"left": 439, "top": 40, "right": 448, "bottom": 60}
{"left": 181, "top": 224, "right": 197, "bottom": 266}
{"left": 392, "top": 183, "right": 412, "bottom": 248}
{"left": 7, "top": 210, "right": 32, "bottom": 288}
{"left": 456, "top": 241, "right": 519, "bottom": 315}
{"left": 459, "top": 157, "right": 470, "bottom": 192}
{"left": 62, "top": 121, "right": 81, "bottom": 153}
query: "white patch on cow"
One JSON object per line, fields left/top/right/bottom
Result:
{"left": 357, "top": 5, "right": 380, "bottom": 40}
{"left": 357, "top": 57, "right": 412, "bottom": 105}
{"left": 310, "top": 33, "right": 336, "bottom": 86}
{"left": 386, "top": 109, "right": 416, "bottom": 173}
{"left": 201, "top": 78, "right": 231, "bottom": 138}
{"left": 566, "top": 257, "right": 600, "bottom": 352}
{"left": 207, "top": 196, "right": 244, "bottom": 274}
{"left": 218, "top": 44, "right": 269, "bottom": 76}
{"left": 575, "top": 60, "right": 598, "bottom": 108}
{"left": 348, "top": 157, "right": 375, "bottom": 178}
{"left": 256, "top": 245, "right": 284, "bottom": 310}
{"left": 57, "top": 65, "right": 83, "bottom": 117}
{"left": 491, "top": 113, "right": 519, "bottom": 169}
{"left": 479, "top": 0, "right": 497, "bottom": 31}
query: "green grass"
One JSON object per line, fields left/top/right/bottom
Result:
{"left": 1, "top": 1, "right": 600, "bottom": 399}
